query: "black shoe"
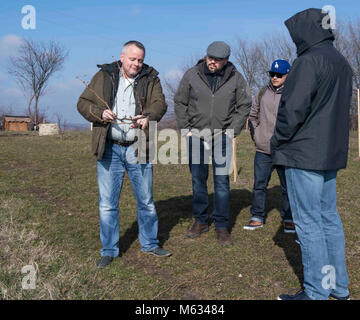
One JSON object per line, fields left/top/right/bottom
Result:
{"left": 96, "top": 255, "right": 113, "bottom": 268}
{"left": 278, "top": 289, "right": 312, "bottom": 300}
{"left": 146, "top": 247, "right": 172, "bottom": 257}
{"left": 329, "top": 293, "right": 350, "bottom": 300}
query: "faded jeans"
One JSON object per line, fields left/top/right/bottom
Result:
{"left": 285, "top": 168, "right": 349, "bottom": 300}
{"left": 97, "top": 141, "right": 159, "bottom": 257}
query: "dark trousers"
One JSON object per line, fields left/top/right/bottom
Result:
{"left": 250, "top": 151, "right": 292, "bottom": 223}
{"left": 188, "top": 134, "right": 232, "bottom": 230}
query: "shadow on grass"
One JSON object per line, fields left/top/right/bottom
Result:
{"left": 119, "top": 193, "right": 194, "bottom": 255}
{"left": 118, "top": 186, "right": 288, "bottom": 254}
{"left": 118, "top": 189, "right": 253, "bottom": 254}
{"left": 272, "top": 226, "right": 303, "bottom": 286}
{"left": 236, "top": 185, "right": 294, "bottom": 226}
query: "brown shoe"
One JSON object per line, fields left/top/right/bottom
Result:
{"left": 185, "top": 221, "right": 209, "bottom": 238}
{"left": 216, "top": 229, "right": 233, "bottom": 246}
{"left": 243, "top": 220, "right": 264, "bottom": 230}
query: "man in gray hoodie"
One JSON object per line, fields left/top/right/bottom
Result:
{"left": 174, "top": 41, "right": 251, "bottom": 245}
{"left": 244, "top": 60, "right": 295, "bottom": 233}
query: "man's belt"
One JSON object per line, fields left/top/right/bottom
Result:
{"left": 109, "top": 137, "right": 137, "bottom": 147}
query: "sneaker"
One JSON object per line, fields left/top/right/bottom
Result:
{"left": 283, "top": 222, "right": 296, "bottom": 234}
{"left": 329, "top": 293, "right": 350, "bottom": 300}
{"left": 278, "top": 289, "right": 312, "bottom": 300}
{"left": 243, "top": 220, "right": 263, "bottom": 230}
{"left": 185, "top": 221, "right": 209, "bottom": 238}
{"left": 216, "top": 229, "right": 233, "bottom": 246}
{"left": 96, "top": 255, "right": 113, "bottom": 268}
{"left": 146, "top": 247, "right": 172, "bottom": 257}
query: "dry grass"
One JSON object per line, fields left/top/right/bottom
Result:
{"left": 0, "top": 129, "right": 359, "bottom": 300}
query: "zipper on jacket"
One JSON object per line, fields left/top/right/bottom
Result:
{"left": 209, "top": 94, "right": 215, "bottom": 127}
{"left": 197, "top": 71, "right": 215, "bottom": 127}
{"left": 111, "top": 74, "right": 116, "bottom": 112}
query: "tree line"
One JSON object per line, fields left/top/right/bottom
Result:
{"left": 2, "top": 19, "right": 359, "bottom": 130}
{"left": 163, "top": 19, "right": 360, "bottom": 130}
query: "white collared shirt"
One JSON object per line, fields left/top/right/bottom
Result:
{"left": 108, "top": 74, "right": 136, "bottom": 142}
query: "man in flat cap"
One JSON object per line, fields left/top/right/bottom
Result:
{"left": 174, "top": 41, "right": 251, "bottom": 245}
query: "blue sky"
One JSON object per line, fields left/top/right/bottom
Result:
{"left": 0, "top": 0, "right": 359, "bottom": 124}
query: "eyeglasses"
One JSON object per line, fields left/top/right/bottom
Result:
{"left": 207, "top": 56, "right": 224, "bottom": 62}
{"left": 269, "top": 71, "right": 285, "bottom": 78}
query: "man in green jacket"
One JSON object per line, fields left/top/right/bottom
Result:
{"left": 174, "top": 41, "right": 251, "bottom": 245}
{"left": 77, "top": 40, "right": 171, "bottom": 268}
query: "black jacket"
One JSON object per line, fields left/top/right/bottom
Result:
{"left": 270, "top": 8, "right": 353, "bottom": 171}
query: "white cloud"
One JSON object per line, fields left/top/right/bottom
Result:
{"left": 0, "top": 34, "right": 23, "bottom": 60}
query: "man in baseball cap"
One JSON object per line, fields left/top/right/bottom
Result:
{"left": 244, "top": 59, "right": 294, "bottom": 234}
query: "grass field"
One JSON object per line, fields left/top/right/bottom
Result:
{"left": 0, "top": 129, "right": 359, "bottom": 300}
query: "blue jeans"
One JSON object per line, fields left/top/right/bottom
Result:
{"left": 285, "top": 168, "right": 349, "bottom": 300}
{"left": 250, "top": 152, "right": 292, "bottom": 223}
{"left": 188, "top": 134, "right": 232, "bottom": 230}
{"left": 97, "top": 141, "right": 159, "bottom": 257}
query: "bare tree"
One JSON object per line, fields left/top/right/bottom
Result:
{"left": 54, "top": 112, "right": 67, "bottom": 133}
{"left": 163, "top": 55, "right": 202, "bottom": 102}
{"left": 347, "top": 20, "right": 360, "bottom": 91}
{"left": 233, "top": 38, "right": 263, "bottom": 94}
{"left": 334, "top": 19, "right": 360, "bottom": 116}
{"left": 0, "top": 105, "right": 15, "bottom": 131}
{"left": 162, "top": 55, "right": 202, "bottom": 127}
{"left": 233, "top": 34, "right": 296, "bottom": 94}
{"left": 8, "top": 39, "right": 68, "bottom": 126}
{"left": 0, "top": 104, "right": 15, "bottom": 117}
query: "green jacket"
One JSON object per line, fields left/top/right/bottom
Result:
{"left": 77, "top": 61, "right": 167, "bottom": 160}
{"left": 174, "top": 60, "right": 251, "bottom": 139}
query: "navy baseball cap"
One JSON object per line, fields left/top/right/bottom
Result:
{"left": 269, "top": 59, "right": 291, "bottom": 74}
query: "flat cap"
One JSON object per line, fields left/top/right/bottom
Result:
{"left": 206, "top": 41, "right": 231, "bottom": 59}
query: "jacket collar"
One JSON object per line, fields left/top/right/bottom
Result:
{"left": 267, "top": 81, "right": 284, "bottom": 94}
{"left": 196, "top": 59, "right": 236, "bottom": 88}
{"left": 97, "top": 61, "right": 158, "bottom": 80}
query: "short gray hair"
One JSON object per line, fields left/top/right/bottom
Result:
{"left": 122, "top": 40, "right": 146, "bottom": 56}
